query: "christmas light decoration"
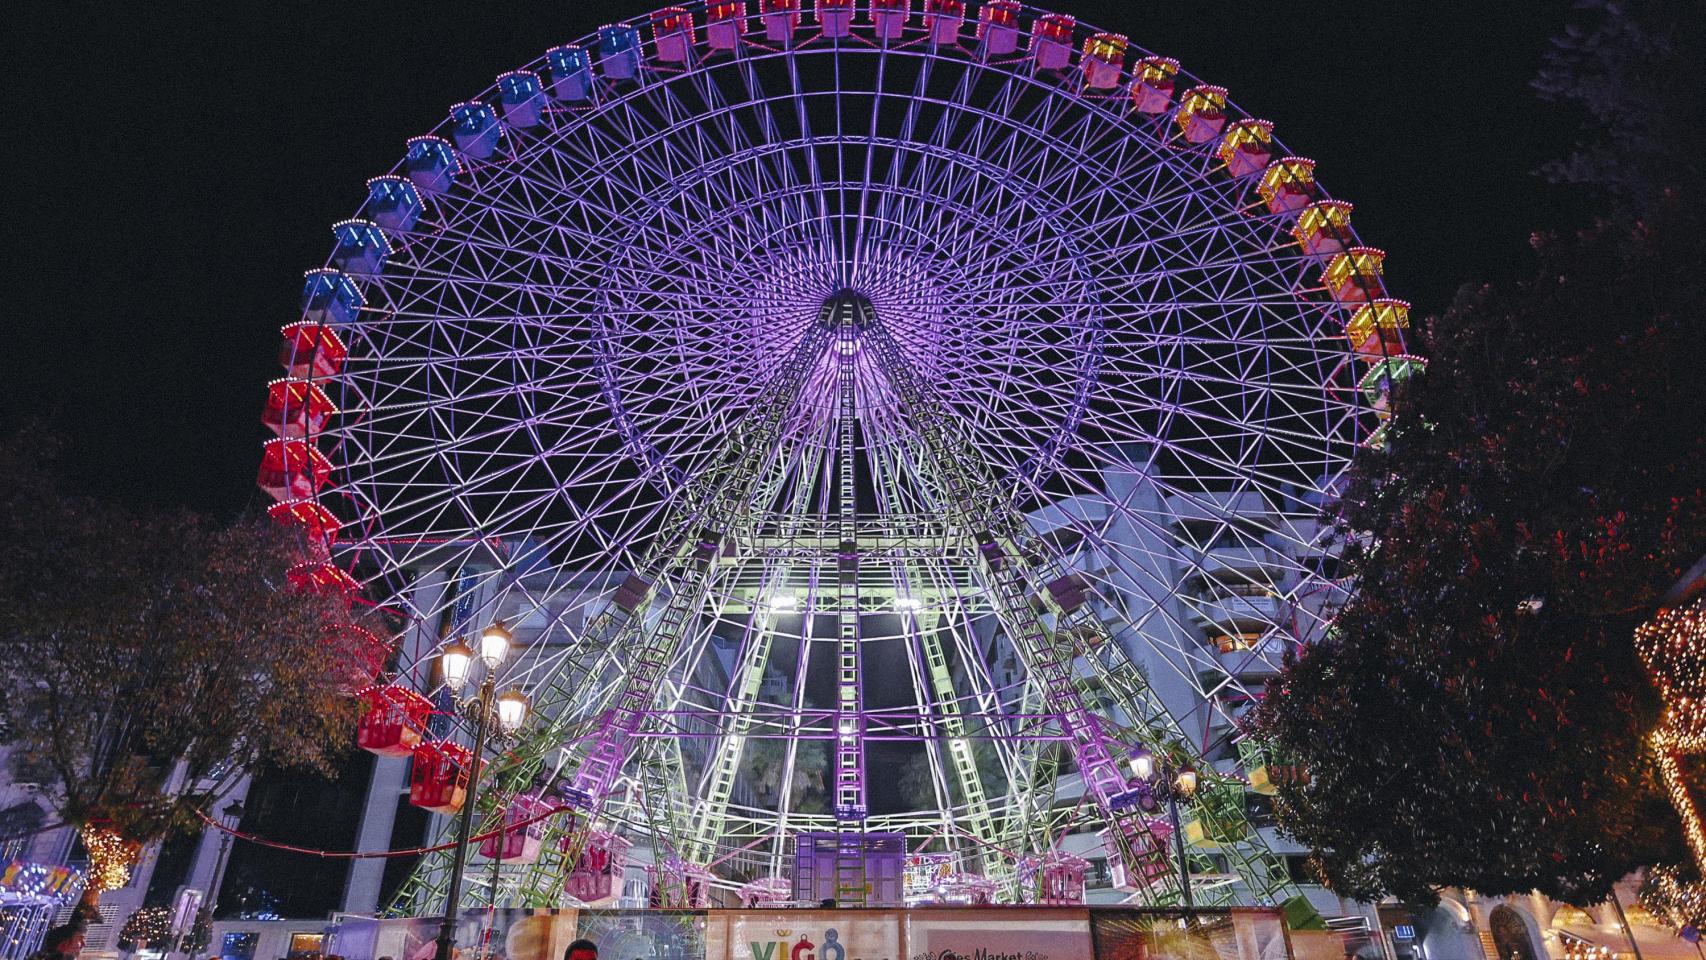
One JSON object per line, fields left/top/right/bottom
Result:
{"left": 1636, "top": 597, "right": 1706, "bottom": 873}
{"left": 1639, "top": 864, "right": 1705, "bottom": 930}
{"left": 1635, "top": 598, "right": 1706, "bottom": 752}
{"left": 119, "top": 906, "right": 173, "bottom": 949}
{"left": 1653, "top": 735, "right": 1706, "bottom": 872}
{"left": 1558, "top": 933, "right": 1614, "bottom": 960}
{"left": 79, "top": 825, "right": 142, "bottom": 892}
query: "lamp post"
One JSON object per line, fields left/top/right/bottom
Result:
{"left": 1126, "top": 747, "right": 1200, "bottom": 909}
{"left": 432, "top": 621, "right": 530, "bottom": 960}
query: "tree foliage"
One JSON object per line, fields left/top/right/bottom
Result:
{"left": 898, "top": 738, "right": 1010, "bottom": 811}
{"left": 0, "top": 428, "right": 365, "bottom": 854}
{"left": 1256, "top": 190, "right": 1705, "bottom": 904}
{"left": 742, "top": 735, "right": 829, "bottom": 814}
{"left": 1255, "top": 0, "right": 1706, "bottom": 906}
{"left": 1533, "top": 0, "right": 1705, "bottom": 215}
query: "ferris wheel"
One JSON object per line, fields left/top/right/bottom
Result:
{"left": 257, "top": 0, "right": 1420, "bottom": 911}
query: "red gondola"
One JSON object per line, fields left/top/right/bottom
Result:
{"left": 651, "top": 7, "right": 695, "bottom": 63}
{"left": 563, "top": 830, "right": 632, "bottom": 905}
{"left": 262, "top": 379, "right": 336, "bottom": 439}
{"left": 478, "top": 793, "right": 555, "bottom": 863}
{"left": 760, "top": 0, "right": 800, "bottom": 42}
{"left": 1030, "top": 14, "right": 1075, "bottom": 72}
{"left": 257, "top": 439, "right": 331, "bottom": 502}
{"left": 268, "top": 498, "right": 340, "bottom": 550}
{"left": 1081, "top": 33, "right": 1127, "bottom": 91}
{"left": 1345, "top": 299, "right": 1411, "bottom": 358}
{"left": 356, "top": 684, "right": 433, "bottom": 757}
{"left": 871, "top": 0, "right": 909, "bottom": 41}
{"left": 1293, "top": 200, "right": 1355, "bottom": 258}
{"left": 278, "top": 322, "right": 347, "bottom": 379}
{"left": 1323, "top": 247, "right": 1387, "bottom": 303}
{"left": 975, "top": 0, "right": 1021, "bottom": 55}
{"left": 410, "top": 740, "right": 472, "bottom": 814}
{"left": 923, "top": 0, "right": 962, "bottom": 45}
{"left": 1257, "top": 157, "right": 1319, "bottom": 215}
{"left": 288, "top": 559, "right": 359, "bottom": 596}
{"left": 1016, "top": 851, "right": 1087, "bottom": 905}
{"left": 706, "top": 2, "right": 746, "bottom": 51}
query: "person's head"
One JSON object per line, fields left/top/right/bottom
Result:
{"left": 43, "top": 925, "right": 85, "bottom": 958}
{"left": 564, "top": 939, "right": 597, "bottom": 960}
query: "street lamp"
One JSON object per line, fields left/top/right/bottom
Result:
{"left": 432, "top": 626, "right": 530, "bottom": 960}
{"left": 1126, "top": 747, "right": 1200, "bottom": 909}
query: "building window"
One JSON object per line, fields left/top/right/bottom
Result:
{"left": 1244, "top": 792, "right": 1278, "bottom": 829}
{"left": 1283, "top": 854, "right": 1322, "bottom": 885}
{"left": 1085, "top": 857, "right": 1112, "bottom": 889}
{"left": 221, "top": 933, "right": 259, "bottom": 960}
{"left": 1211, "top": 632, "right": 1265, "bottom": 652}
{"left": 1174, "top": 519, "right": 1227, "bottom": 550}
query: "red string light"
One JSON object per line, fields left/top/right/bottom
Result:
{"left": 192, "top": 802, "right": 569, "bottom": 859}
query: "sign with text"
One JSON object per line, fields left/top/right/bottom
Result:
{"left": 715, "top": 910, "right": 903, "bottom": 960}
{"left": 905, "top": 909, "right": 1093, "bottom": 960}
{"left": 1089, "top": 908, "right": 1288, "bottom": 960}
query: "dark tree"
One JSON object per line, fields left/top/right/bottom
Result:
{"left": 1255, "top": 0, "right": 1706, "bottom": 906}
{"left": 1256, "top": 189, "right": 1705, "bottom": 904}
{"left": 1533, "top": 0, "right": 1705, "bottom": 217}
{"left": 0, "top": 428, "right": 368, "bottom": 908}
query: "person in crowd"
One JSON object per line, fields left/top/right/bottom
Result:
{"left": 27, "top": 925, "right": 85, "bottom": 960}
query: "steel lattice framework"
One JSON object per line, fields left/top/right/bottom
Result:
{"left": 257, "top": 0, "right": 1421, "bottom": 914}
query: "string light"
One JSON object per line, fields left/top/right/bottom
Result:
{"left": 79, "top": 825, "right": 142, "bottom": 892}
{"left": 1652, "top": 733, "right": 1706, "bottom": 872}
{"left": 119, "top": 906, "right": 173, "bottom": 949}
{"left": 1639, "top": 864, "right": 1704, "bottom": 930}
{"left": 1558, "top": 934, "right": 1613, "bottom": 960}
{"left": 1634, "top": 598, "right": 1706, "bottom": 751}
{"left": 1634, "top": 597, "right": 1706, "bottom": 874}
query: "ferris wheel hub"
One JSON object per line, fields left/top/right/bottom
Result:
{"left": 821, "top": 288, "right": 877, "bottom": 332}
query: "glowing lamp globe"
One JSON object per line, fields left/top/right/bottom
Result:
{"left": 440, "top": 638, "right": 475, "bottom": 691}
{"left": 480, "top": 619, "right": 513, "bottom": 667}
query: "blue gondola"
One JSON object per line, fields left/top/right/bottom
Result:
{"left": 366, "top": 176, "right": 423, "bottom": 232}
{"left": 599, "top": 24, "right": 643, "bottom": 80}
{"left": 546, "top": 46, "right": 593, "bottom": 102}
{"left": 331, "top": 220, "right": 390, "bottom": 275}
{"left": 450, "top": 102, "right": 503, "bottom": 160}
{"left": 497, "top": 71, "right": 545, "bottom": 129}
{"left": 300, "top": 269, "right": 364, "bottom": 326}
{"left": 405, "top": 136, "right": 459, "bottom": 195}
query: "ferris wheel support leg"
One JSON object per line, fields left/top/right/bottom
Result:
{"left": 1000, "top": 674, "right": 1067, "bottom": 889}
{"left": 637, "top": 731, "right": 694, "bottom": 904}
{"left": 907, "top": 607, "right": 1014, "bottom": 891}
{"left": 857, "top": 313, "right": 1284, "bottom": 906}
{"left": 551, "top": 322, "right": 840, "bottom": 890}
{"left": 684, "top": 617, "right": 780, "bottom": 863}
{"left": 832, "top": 317, "right": 869, "bottom": 826}
{"left": 688, "top": 438, "right": 830, "bottom": 870}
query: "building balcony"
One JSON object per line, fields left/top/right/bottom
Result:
{"left": 1189, "top": 545, "right": 1281, "bottom": 577}
{"left": 1211, "top": 636, "right": 1288, "bottom": 678}
{"left": 1185, "top": 593, "right": 1287, "bottom": 630}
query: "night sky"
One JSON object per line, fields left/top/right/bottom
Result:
{"left": 7, "top": 0, "right": 1584, "bottom": 516}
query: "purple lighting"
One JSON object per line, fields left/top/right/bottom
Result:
{"left": 263, "top": 0, "right": 1403, "bottom": 911}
